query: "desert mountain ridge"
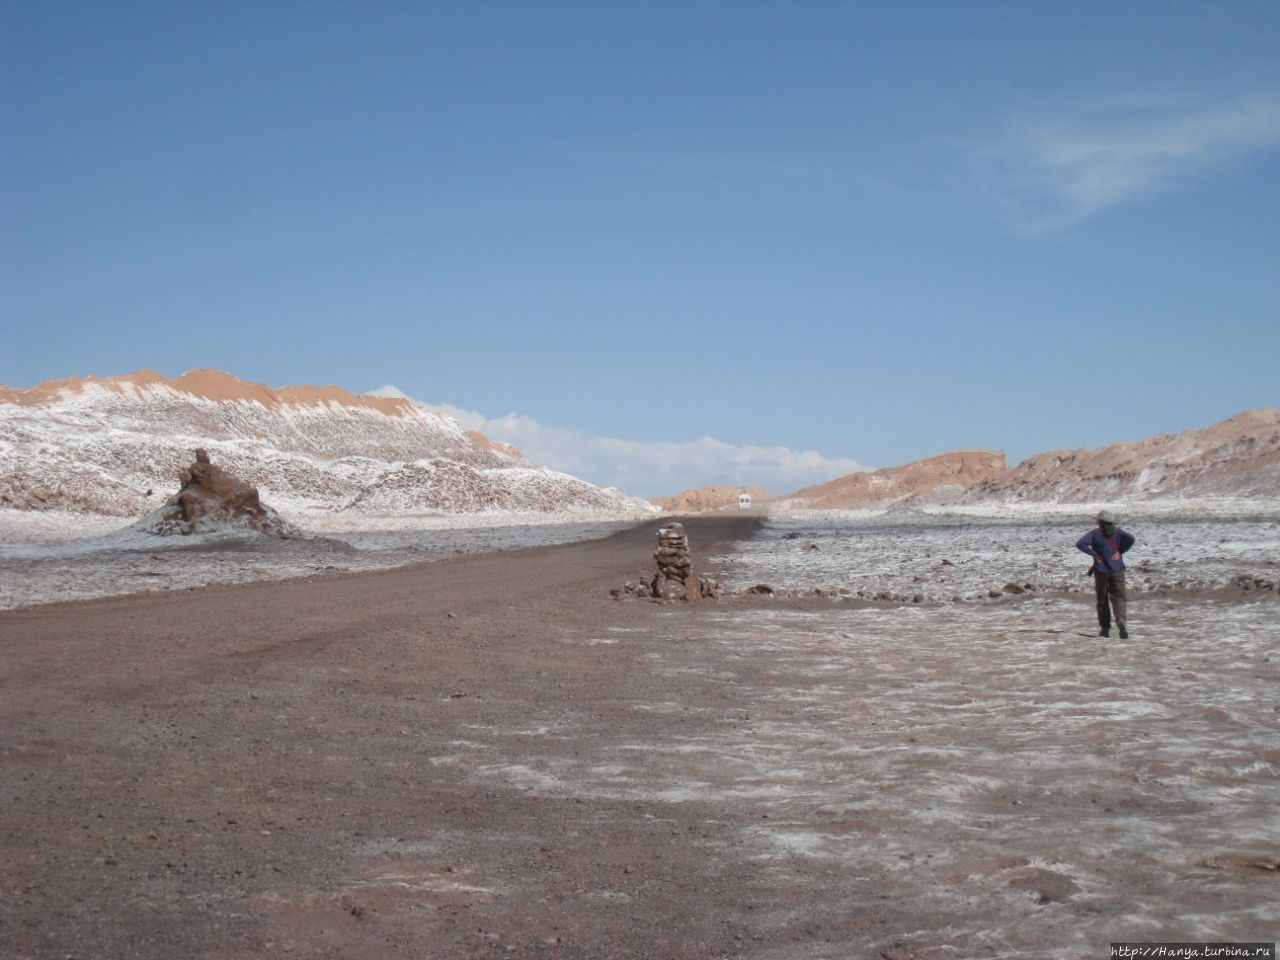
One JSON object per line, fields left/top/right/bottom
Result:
{"left": 963, "top": 407, "right": 1280, "bottom": 504}
{"left": 660, "top": 409, "right": 1280, "bottom": 512}
{"left": 0, "top": 367, "right": 423, "bottom": 419}
{"left": 2, "top": 368, "right": 1276, "bottom": 519}
{"left": 0, "top": 368, "right": 653, "bottom": 520}
{"left": 777, "top": 449, "right": 1008, "bottom": 510}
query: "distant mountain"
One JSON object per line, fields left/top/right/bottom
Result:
{"left": 768, "top": 409, "right": 1280, "bottom": 511}
{"left": 965, "top": 408, "right": 1280, "bottom": 503}
{"left": 0, "top": 369, "right": 655, "bottom": 520}
{"left": 650, "top": 485, "right": 768, "bottom": 513}
{"left": 777, "top": 450, "right": 1008, "bottom": 510}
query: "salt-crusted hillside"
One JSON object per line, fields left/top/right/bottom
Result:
{"left": 0, "top": 369, "right": 655, "bottom": 520}
{"left": 965, "top": 408, "right": 1280, "bottom": 503}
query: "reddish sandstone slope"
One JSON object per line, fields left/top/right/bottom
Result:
{"left": 5, "top": 368, "right": 418, "bottom": 417}
{"left": 966, "top": 408, "right": 1280, "bottom": 502}
{"left": 779, "top": 450, "right": 1007, "bottom": 509}
{"left": 650, "top": 485, "right": 768, "bottom": 513}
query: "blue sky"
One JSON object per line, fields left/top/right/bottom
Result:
{"left": 3, "top": 1, "right": 1278, "bottom": 496}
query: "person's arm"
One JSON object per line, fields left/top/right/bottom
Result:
{"left": 1118, "top": 530, "right": 1135, "bottom": 554}
{"left": 1077, "top": 532, "right": 1097, "bottom": 556}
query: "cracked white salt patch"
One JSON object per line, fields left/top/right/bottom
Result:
{"left": 350, "top": 874, "right": 496, "bottom": 895}
{"left": 454, "top": 563, "right": 1276, "bottom": 953}
{"left": 474, "top": 763, "right": 573, "bottom": 793}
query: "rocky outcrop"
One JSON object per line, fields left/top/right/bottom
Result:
{"left": 142, "top": 450, "right": 301, "bottom": 537}
{"left": 780, "top": 450, "right": 1007, "bottom": 510}
{"left": 650, "top": 485, "right": 768, "bottom": 513}
{"left": 966, "top": 408, "right": 1280, "bottom": 502}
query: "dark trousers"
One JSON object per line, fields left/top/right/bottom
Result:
{"left": 1093, "top": 570, "right": 1127, "bottom": 630}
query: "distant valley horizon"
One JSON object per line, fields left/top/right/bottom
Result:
{"left": 2, "top": 367, "right": 1278, "bottom": 523}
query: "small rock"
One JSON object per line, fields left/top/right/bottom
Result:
{"left": 1009, "top": 869, "right": 1081, "bottom": 904}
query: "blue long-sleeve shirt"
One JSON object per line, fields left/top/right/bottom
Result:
{"left": 1077, "top": 527, "right": 1135, "bottom": 573}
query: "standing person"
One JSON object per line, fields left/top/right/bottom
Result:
{"left": 1077, "top": 510, "right": 1136, "bottom": 638}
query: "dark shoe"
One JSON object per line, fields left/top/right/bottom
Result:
{"left": 1118, "top": 623, "right": 1128, "bottom": 639}
{"left": 1099, "top": 628, "right": 1110, "bottom": 638}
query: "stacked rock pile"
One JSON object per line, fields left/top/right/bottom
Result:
{"left": 655, "top": 522, "right": 694, "bottom": 599}
{"left": 611, "top": 521, "right": 722, "bottom": 602}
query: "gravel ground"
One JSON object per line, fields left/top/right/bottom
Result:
{"left": 1, "top": 514, "right": 1276, "bottom": 959}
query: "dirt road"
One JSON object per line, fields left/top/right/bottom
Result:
{"left": 3, "top": 516, "right": 786, "bottom": 959}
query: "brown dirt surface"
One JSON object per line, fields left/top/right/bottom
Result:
{"left": 2, "top": 515, "right": 1276, "bottom": 959}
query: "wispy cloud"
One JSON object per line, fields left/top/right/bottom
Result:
{"left": 373, "top": 388, "right": 866, "bottom": 497}
{"left": 976, "top": 94, "right": 1280, "bottom": 230}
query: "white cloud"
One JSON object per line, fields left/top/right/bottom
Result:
{"left": 976, "top": 94, "right": 1280, "bottom": 230}
{"left": 370, "top": 387, "right": 867, "bottom": 497}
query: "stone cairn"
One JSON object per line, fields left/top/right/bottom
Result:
{"left": 655, "top": 522, "right": 695, "bottom": 601}
{"left": 612, "top": 521, "right": 721, "bottom": 602}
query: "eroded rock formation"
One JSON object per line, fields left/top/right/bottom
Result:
{"left": 142, "top": 449, "right": 301, "bottom": 537}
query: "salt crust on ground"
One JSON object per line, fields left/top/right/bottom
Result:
{"left": 713, "top": 501, "right": 1280, "bottom": 602}
{"left": 1, "top": 498, "right": 1277, "bottom": 610}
